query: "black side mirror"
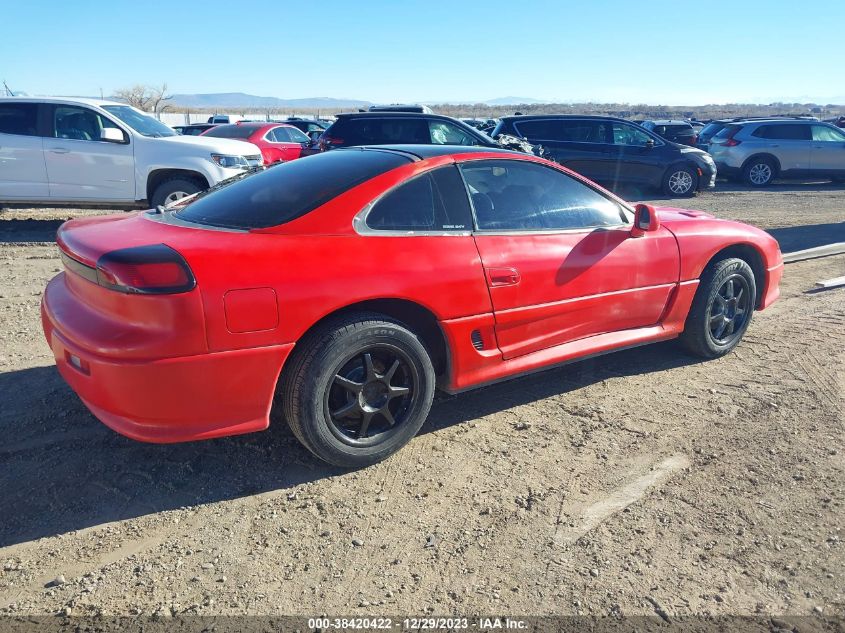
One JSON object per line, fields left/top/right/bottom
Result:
{"left": 645, "top": 138, "right": 655, "bottom": 148}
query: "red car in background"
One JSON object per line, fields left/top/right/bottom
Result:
{"left": 201, "top": 122, "right": 311, "bottom": 164}
{"left": 42, "top": 146, "right": 783, "bottom": 468}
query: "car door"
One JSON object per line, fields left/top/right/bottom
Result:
{"left": 750, "top": 123, "right": 811, "bottom": 172}
{"left": 462, "top": 159, "right": 680, "bottom": 360}
{"left": 0, "top": 102, "right": 49, "bottom": 200}
{"left": 514, "top": 118, "right": 612, "bottom": 183}
{"left": 44, "top": 104, "right": 135, "bottom": 201}
{"left": 604, "top": 121, "right": 667, "bottom": 187}
{"left": 810, "top": 124, "right": 845, "bottom": 174}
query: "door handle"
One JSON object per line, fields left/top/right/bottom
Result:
{"left": 49, "top": 147, "right": 70, "bottom": 154}
{"left": 486, "top": 267, "right": 521, "bottom": 287}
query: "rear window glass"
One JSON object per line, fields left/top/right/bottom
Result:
{"left": 699, "top": 122, "right": 725, "bottom": 138}
{"left": 713, "top": 125, "right": 740, "bottom": 140}
{"left": 203, "top": 125, "right": 260, "bottom": 139}
{"left": 332, "top": 117, "right": 430, "bottom": 145}
{"left": 177, "top": 149, "right": 410, "bottom": 229}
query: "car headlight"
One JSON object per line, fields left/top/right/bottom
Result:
{"left": 210, "top": 154, "right": 250, "bottom": 169}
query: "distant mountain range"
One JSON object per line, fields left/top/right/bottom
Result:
{"left": 168, "top": 92, "right": 372, "bottom": 110}
{"left": 166, "top": 92, "right": 549, "bottom": 110}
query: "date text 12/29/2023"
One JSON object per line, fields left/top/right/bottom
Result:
{"left": 307, "top": 617, "right": 528, "bottom": 630}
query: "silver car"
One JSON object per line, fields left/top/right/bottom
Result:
{"left": 708, "top": 119, "right": 845, "bottom": 186}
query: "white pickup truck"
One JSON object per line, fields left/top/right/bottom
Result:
{"left": 0, "top": 97, "right": 263, "bottom": 208}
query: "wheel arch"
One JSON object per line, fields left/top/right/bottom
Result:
{"left": 287, "top": 298, "right": 451, "bottom": 382}
{"left": 146, "top": 169, "right": 209, "bottom": 203}
{"left": 740, "top": 153, "right": 781, "bottom": 177}
{"left": 700, "top": 243, "right": 766, "bottom": 309}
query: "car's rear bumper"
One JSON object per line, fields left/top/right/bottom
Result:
{"left": 42, "top": 297, "right": 292, "bottom": 443}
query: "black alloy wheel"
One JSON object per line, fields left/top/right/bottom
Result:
{"left": 325, "top": 346, "right": 419, "bottom": 447}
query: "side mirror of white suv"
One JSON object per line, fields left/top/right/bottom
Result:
{"left": 100, "top": 127, "right": 126, "bottom": 143}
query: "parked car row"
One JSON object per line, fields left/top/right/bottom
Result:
{"left": 2, "top": 95, "right": 844, "bottom": 209}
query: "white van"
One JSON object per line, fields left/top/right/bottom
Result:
{"left": 0, "top": 97, "right": 263, "bottom": 208}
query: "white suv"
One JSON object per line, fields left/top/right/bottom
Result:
{"left": 0, "top": 97, "right": 263, "bottom": 208}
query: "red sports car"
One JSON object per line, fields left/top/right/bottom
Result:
{"left": 201, "top": 122, "right": 311, "bottom": 164}
{"left": 42, "top": 146, "right": 783, "bottom": 467}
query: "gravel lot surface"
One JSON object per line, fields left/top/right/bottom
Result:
{"left": 0, "top": 183, "right": 842, "bottom": 623}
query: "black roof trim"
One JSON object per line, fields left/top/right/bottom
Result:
{"left": 350, "top": 144, "right": 520, "bottom": 160}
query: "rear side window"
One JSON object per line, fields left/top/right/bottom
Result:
{"left": 751, "top": 124, "right": 811, "bottom": 140}
{"left": 0, "top": 103, "right": 38, "bottom": 136}
{"left": 512, "top": 119, "right": 557, "bottom": 140}
{"left": 177, "top": 149, "right": 410, "bottom": 229}
{"left": 365, "top": 166, "right": 473, "bottom": 232}
{"left": 204, "top": 125, "right": 258, "bottom": 139}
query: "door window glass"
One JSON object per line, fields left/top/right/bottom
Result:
{"left": 0, "top": 103, "right": 38, "bottom": 136}
{"left": 269, "top": 127, "right": 291, "bottom": 142}
{"left": 428, "top": 120, "right": 478, "bottom": 145}
{"left": 611, "top": 122, "right": 654, "bottom": 146}
{"left": 752, "top": 124, "right": 811, "bottom": 140}
{"left": 460, "top": 160, "right": 626, "bottom": 231}
{"left": 811, "top": 125, "right": 845, "bottom": 142}
{"left": 53, "top": 106, "right": 125, "bottom": 142}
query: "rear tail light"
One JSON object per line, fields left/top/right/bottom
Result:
{"left": 95, "top": 244, "right": 196, "bottom": 294}
{"left": 715, "top": 127, "right": 742, "bottom": 147}
{"left": 320, "top": 135, "right": 343, "bottom": 149}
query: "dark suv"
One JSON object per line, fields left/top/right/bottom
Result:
{"left": 317, "top": 112, "right": 498, "bottom": 151}
{"left": 640, "top": 120, "right": 698, "bottom": 146}
{"left": 492, "top": 115, "right": 716, "bottom": 196}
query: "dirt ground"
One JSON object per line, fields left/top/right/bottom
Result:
{"left": 0, "top": 183, "right": 843, "bottom": 623}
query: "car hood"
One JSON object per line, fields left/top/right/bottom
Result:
{"left": 654, "top": 206, "right": 715, "bottom": 221}
{"left": 156, "top": 134, "right": 261, "bottom": 156}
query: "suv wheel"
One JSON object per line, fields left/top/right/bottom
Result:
{"left": 151, "top": 178, "right": 203, "bottom": 208}
{"left": 662, "top": 165, "right": 698, "bottom": 197}
{"left": 743, "top": 158, "right": 775, "bottom": 187}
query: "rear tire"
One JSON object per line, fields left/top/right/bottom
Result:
{"left": 680, "top": 258, "right": 756, "bottom": 359}
{"left": 150, "top": 178, "right": 203, "bottom": 208}
{"left": 662, "top": 165, "right": 698, "bottom": 197}
{"left": 280, "top": 312, "right": 436, "bottom": 468}
{"left": 742, "top": 157, "right": 776, "bottom": 187}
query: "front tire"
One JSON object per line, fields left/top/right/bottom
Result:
{"left": 662, "top": 165, "right": 698, "bottom": 197}
{"left": 280, "top": 312, "right": 436, "bottom": 468}
{"left": 150, "top": 178, "right": 203, "bottom": 208}
{"left": 680, "top": 258, "right": 756, "bottom": 359}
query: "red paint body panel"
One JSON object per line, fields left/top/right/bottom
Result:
{"left": 473, "top": 226, "right": 680, "bottom": 358}
{"left": 41, "top": 149, "right": 783, "bottom": 444}
{"left": 201, "top": 123, "right": 305, "bottom": 164}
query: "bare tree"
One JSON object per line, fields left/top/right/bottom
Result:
{"left": 113, "top": 83, "right": 172, "bottom": 115}
{"left": 149, "top": 83, "right": 172, "bottom": 115}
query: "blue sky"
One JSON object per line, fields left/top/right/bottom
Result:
{"left": 3, "top": 0, "right": 844, "bottom": 105}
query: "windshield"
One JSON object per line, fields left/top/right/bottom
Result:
{"left": 102, "top": 105, "right": 177, "bottom": 137}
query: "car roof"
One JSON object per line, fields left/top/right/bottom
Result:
{"left": 648, "top": 119, "right": 692, "bottom": 125}
{"left": 335, "top": 112, "right": 453, "bottom": 120}
{"left": 0, "top": 95, "right": 126, "bottom": 107}
{"left": 352, "top": 144, "right": 520, "bottom": 160}
{"left": 498, "top": 114, "right": 632, "bottom": 123}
